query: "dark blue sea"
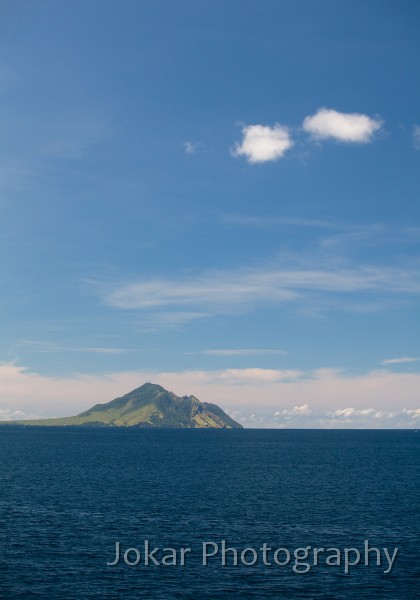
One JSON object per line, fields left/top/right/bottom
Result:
{"left": 0, "top": 428, "right": 419, "bottom": 599}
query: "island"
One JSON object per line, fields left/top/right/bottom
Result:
{"left": 2, "top": 383, "right": 243, "bottom": 428}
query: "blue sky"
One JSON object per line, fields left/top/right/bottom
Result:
{"left": 1, "top": 0, "right": 419, "bottom": 426}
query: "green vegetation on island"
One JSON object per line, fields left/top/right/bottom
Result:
{"left": 3, "top": 383, "right": 243, "bottom": 429}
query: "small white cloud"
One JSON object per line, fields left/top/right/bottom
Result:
{"left": 334, "top": 407, "right": 356, "bottom": 418}
{"left": 293, "top": 403, "right": 311, "bottom": 415}
{"left": 303, "top": 108, "right": 382, "bottom": 143}
{"left": 413, "top": 125, "right": 420, "bottom": 150}
{"left": 232, "top": 123, "right": 294, "bottom": 163}
{"left": 403, "top": 408, "right": 420, "bottom": 419}
{"left": 275, "top": 404, "right": 311, "bottom": 418}
{"left": 382, "top": 357, "right": 420, "bottom": 365}
{"left": 0, "top": 407, "right": 44, "bottom": 421}
{"left": 184, "top": 141, "right": 203, "bottom": 155}
{"left": 332, "top": 407, "right": 396, "bottom": 420}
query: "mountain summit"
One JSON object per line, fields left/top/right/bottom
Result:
{"left": 8, "top": 383, "right": 243, "bottom": 429}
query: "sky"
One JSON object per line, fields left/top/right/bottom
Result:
{"left": 1, "top": 0, "right": 419, "bottom": 427}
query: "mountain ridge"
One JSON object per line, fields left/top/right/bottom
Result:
{"left": 2, "top": 383, "right": 243, "bottom": 429}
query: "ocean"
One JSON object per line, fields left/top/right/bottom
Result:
{"left": 0, "top": 428, "right": 418, "bottom": 599}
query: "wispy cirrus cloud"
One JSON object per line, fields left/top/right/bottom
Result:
{"left": 134, "top": 311, "right": 211, "bottom": 332}
{"left": 303, "top": 108, "right": 382, "bottom": 143}
{"left": 381, "top": 357, "right": 420, "bottom": 365}
{"left": 413, "top": 125, "right": 420, "bottom": 150}
{"left": 102, "top": 269, "right": 298, "bottom": 311}
{"left": 195, "top": 349, "right": 287, "bottom": 357}
{"left": 0, "top": 108, "right": 110, "bottom": 197}
{"left": 213, "top": 368, "right": 300, "bottom": 382}
{"left": 14, "top": 340, "right": 133, "bottom": 355}
{"left": 100, "top": 260, "right": 420, "bottom": 318}
{"left": 0, "top": 65, "right": 20, "bottom": 91}
{"left": 318, "top": 223, "right": 420, "bottom": 249}
{"left": 232, "top": 123, "right": 294, "bottom": 163}
{"left": 222, "top": 214, "right": 337, "bottom": 229}
{"left": 223, "top": 215, "right": 420, "bottom": 249}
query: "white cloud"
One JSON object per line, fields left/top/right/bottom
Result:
{"left": 413, "top": 125, "right": 420, "bottom": 149}
{"left": 232, "top": 123, "right": 294, "bottom": 163}
{"left": 381, "top": 357, "right": 420, "bottom": 365}
{"left": 303, "top": 108, "right": 382, "bottom": 143}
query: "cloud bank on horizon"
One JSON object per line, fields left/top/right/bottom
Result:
{"left": 1, "top": 362, "right": 419, "bottom": 429}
